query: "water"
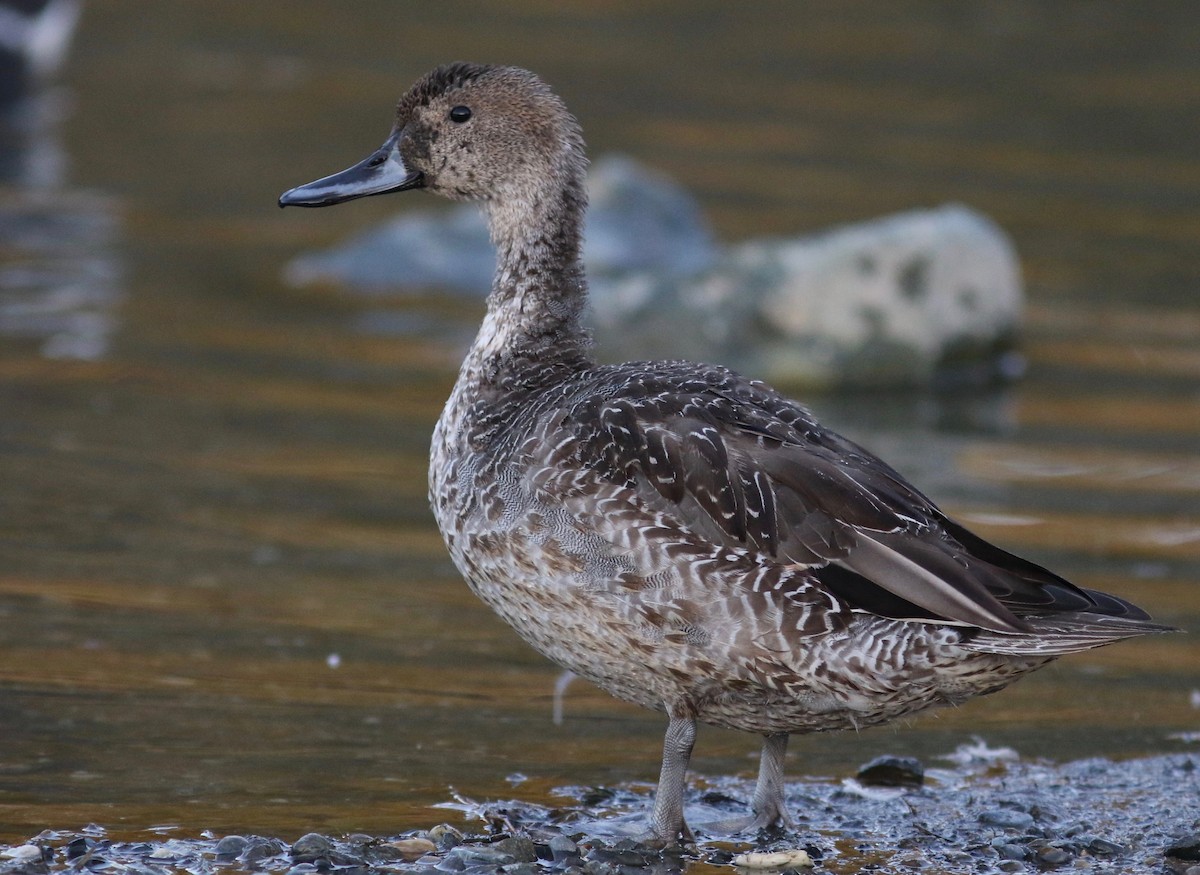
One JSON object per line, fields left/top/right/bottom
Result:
{"left": 0, "top": 0, "right": 1197, "bottom": 844}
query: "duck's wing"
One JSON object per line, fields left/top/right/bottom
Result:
{"left": 555, "top": 368, "right": 1137, "bottom": 635}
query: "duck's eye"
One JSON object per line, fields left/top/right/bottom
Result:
{"left": 449, "top": 105, "right": 473, "bottom": 123}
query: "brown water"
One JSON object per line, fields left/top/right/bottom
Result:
{"left": 1, "top": 0, "right": 1197, "bottom": 843}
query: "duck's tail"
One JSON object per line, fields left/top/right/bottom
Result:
{"left": 963, "top": 609, "right": 1177, "bottom": 657}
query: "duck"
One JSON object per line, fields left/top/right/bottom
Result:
{"left": 279, "top": 63, "right": 1171, "bottom": 846}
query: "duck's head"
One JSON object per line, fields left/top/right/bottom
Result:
{"left": 279, "top": 63, "right": 585, "bottom": 212}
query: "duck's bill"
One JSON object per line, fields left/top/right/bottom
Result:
{"left": 278, "top": 134, "right": 423, "bottom": 207}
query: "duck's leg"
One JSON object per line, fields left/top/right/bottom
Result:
{"left": 646, "top": 713, "right": 696, "bottom": 846}
{"left": 701, "top": 732, "right": 793, "bottom": 834}
{"left": 748, "top": 732, "right": 793, "bottom": 828}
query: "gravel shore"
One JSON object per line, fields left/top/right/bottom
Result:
{"left": 2, "top": 748, "right": 1197, "bottom": 875}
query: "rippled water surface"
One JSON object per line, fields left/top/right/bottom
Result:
{"left": 1, "top": 1, "right": 1197, "bottom": 843}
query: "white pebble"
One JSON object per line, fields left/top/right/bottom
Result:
{"left": 732, "top": 848, "right": 814, "bottom": 869}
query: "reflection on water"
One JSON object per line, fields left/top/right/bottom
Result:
{"left": 0, "top": 0, "right": 1197, "bottom": 844}
{"left": 0, "top": 189, "right": 122, "bottom": 359}
{"left": 0, "top": 0, "right": 123, "bottom": 361}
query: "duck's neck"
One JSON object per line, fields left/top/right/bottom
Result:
{"left": 464, "top": 174, "right": 592, "bottom": 382}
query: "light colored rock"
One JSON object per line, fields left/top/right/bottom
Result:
{"left": 0, "top": 845, "right": 42, "bottom": 862}
{"left": 387, "top": 837, "right": 436, "bottom": 861}
{"left": 592, "top": 204, "right": 1023, "bottom": 389}
{"left": 752, "top": 204, "right": 1022, "bottom": 386}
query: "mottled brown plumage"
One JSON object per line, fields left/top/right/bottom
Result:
{"left": 280, "top": 63, "right": 1171, "bottom": 845}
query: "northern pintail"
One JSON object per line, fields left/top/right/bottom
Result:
{"left": 280, "top": 63, "right": 1170, "bottom": 845}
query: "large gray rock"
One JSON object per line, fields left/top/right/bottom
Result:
{"left": 591, "top": 204, "right": 1023, "bottom": 388}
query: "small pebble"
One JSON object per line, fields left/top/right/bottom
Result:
{"left": 731, "top": 849, "right": 815, "bottom": 869}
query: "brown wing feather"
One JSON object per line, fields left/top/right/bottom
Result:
{"left": 567, "top": 367, "right": 1123, "bottom": 634}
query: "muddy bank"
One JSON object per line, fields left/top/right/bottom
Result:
{"left": 2, "top": 748, "right": 1197, "bottom": 875}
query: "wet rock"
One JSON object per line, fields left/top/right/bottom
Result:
{"left": 434, "top": 853, "right": 465, "bottom": 872}
{"left": 855, "top": 754, "right": 925, "bottom": 788}
{"left": 0, "top": 846, "right": 43, "bottom": 865}
{"left": 387, "top": 837, "right": 436, "bottom": 861}
{"left": 990, "top": 838, "right": 1027, "bottom": 861}
{"left": 428, "top": 823, "right": 464, "bottom": 851}
{"left": 1086, "top": 836, "right": 1124, "bottom": 856}
{"left": 213, "top": 835, "right": 247, "bottom": 859}
{"left": 980, "top": 808, "right": 1035, "bottom": 830}
{"left": 289, "top": 833, "right": 332, "bottom": 865}
{"left": 64, "top": 838, "right": 92, "bottom": 860}
{"left": 613, "top": 848, "right": 649, "bottom": 868}
{"left": 1168, "top": 834, "right": 1200, "bottom": 862}
{"left": 1034, "top": 845, "right": 1072, "bottom": 866}
{"left": 446, "top": 844, "right": 517, "bottom": 867}
{"left": 492, "top": 836, "right": 537, "bottom": 863}
{"left": 0, "top": 855, "right": 48, "bottom": 875}
{"left": 697, "top": 789, "right": 742, "bottom": 808}
{"left": 547, "top": 835, "right": 579, "bottom": 864}
{"left": 239, "top": 837, "right": 288, "bottom": 865}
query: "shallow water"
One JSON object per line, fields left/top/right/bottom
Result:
{"left": 1, "top": 0, "right": 1198, "bottom": 846}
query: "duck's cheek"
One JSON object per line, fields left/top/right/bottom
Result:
{"left": 400, "top": 130, "right": 436, "bottom": 175}
{"left": 419, "top": 166, "right": 483, "bottom": 201}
